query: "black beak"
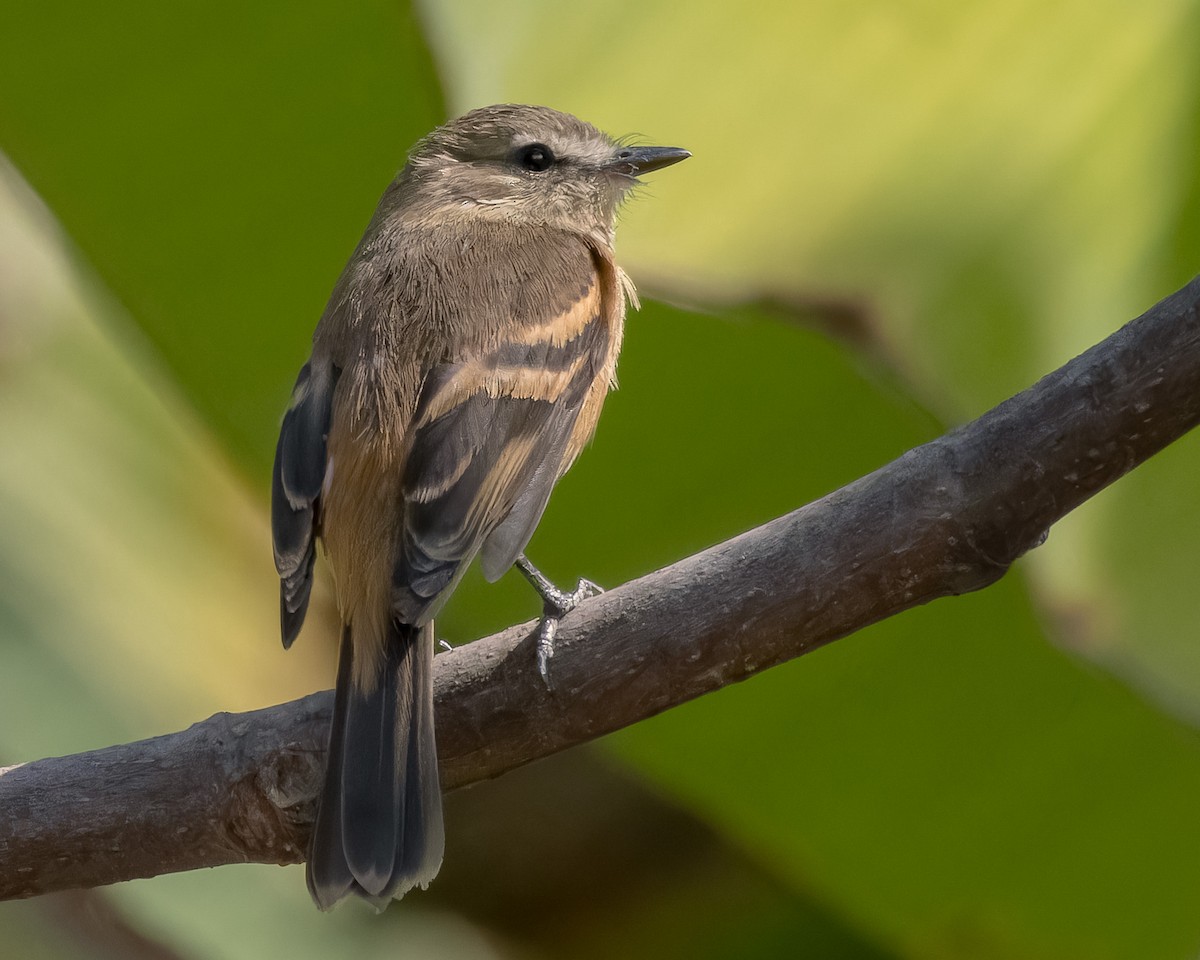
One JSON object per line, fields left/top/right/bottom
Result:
{"left": 607, "top": 145, "right": 691, "bottom": 177}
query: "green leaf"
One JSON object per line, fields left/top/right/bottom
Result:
{"left": 0, "top": 0, "right": 444, "bottom": 474}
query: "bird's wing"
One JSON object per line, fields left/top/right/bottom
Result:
{"left": 392, "top": 264, "right": 612, "bottom": 626}
{"left": 272, "top": 360, "right": 338, "bottom": 647}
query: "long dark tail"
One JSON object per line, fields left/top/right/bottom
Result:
{"left": 306, "top": 620, "right": 444, "bottom": 910}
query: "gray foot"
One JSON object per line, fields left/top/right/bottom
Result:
{"left": 514, "top": 555, "right": 603, "bottom": 686}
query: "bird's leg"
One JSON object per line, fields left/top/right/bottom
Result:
{"left": 515, "top": 554, "right": 603, "bottom": 686}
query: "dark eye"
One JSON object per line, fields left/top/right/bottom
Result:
{"left": 516, "top": 143, "right": 555, "bottom": 172}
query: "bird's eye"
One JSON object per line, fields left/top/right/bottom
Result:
{"left": 516, "top": 143, "right": 555, "bottom": 172}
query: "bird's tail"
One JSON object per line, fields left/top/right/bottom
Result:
{"left": 306, "top": 620, "right": 444, "bottom": 910}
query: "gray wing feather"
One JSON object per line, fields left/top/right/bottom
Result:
{"left": 272, "top": 360, "right": 337, "bottom": 648}
{"left": 392, "top": 310, "right": 607, "bottom": 625}
{"left": 478, "top": 407, "right": 577, "bottom": 581}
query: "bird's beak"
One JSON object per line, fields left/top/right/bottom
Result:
{"left": 606, "top": 145, "right": 691, "bottom": 177}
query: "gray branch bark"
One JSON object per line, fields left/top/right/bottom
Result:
{"left": 4, "top": 276, "right": 1200, "bottom": 901}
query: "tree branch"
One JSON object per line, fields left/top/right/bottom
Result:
{"left": 4, "top": 276, "right": 1200, "bottom": 901}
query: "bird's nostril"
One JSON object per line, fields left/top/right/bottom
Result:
{"left": 616, "top": 148, "right": 633, "bottom": 159}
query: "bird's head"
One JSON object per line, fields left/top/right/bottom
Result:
{"left": 399, "top": 104, "right": 689, "bottom": 244}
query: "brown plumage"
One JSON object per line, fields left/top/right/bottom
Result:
{"left": 271, "top": 104, "right": 688, "bottom": 910}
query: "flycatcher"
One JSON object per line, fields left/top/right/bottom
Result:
{"left": 272, "top": 104, "right": 688, "bottom": 910}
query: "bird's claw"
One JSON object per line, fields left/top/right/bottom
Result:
{"left": 516, "top": 555, "right": 604, "bottom": 689}
{"left": 535, "top": 577, "right": 605, "bottom": 687}
{"left": 535, "top": 616, "right": 558, "bottom": 687}
{"left": 542, "top": 577, "right": 604, "bottom": 618}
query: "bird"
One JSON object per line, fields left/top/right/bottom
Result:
{"left": 271, "top": 103, "right": 689, "bottom": 910}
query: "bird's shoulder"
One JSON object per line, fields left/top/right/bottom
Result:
{"left": 312, "top": 219, "right": 620, "bottom": 443}
{"left": 321, "top": 219, "right": 611, "bottom": 355}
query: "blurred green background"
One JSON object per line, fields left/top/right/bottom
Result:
{"left": 3, "top": 1, "right": 1200, "bottom": 957}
